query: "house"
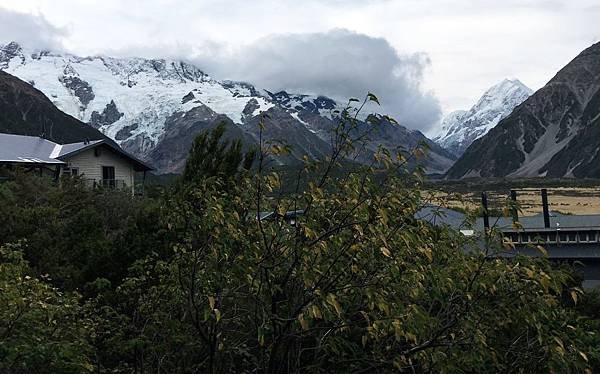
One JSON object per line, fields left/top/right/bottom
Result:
{"left": 0, "top": 133, "right": 152, "bottom": 194}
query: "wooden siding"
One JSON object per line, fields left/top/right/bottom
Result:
{"left": 61, "top": 144, "right": 134, "bottom": 192}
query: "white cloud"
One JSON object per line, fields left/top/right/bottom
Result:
{"left": 201, "top": 29, "right": 441, "bottom": 131}
{"left": 1, "top": 0, "right": 599, "bottom": 131}
{"left": 0, "top": 8, "right": 67, "bottom": 50}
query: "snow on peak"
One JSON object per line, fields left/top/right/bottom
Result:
{"left": 265, "top": 90, "right": 342, "bottom": 119}
{"left": 434, "top": 79, "right": 533, "bottom": 156}
{"left": 0, "top": 41, "right": 280, "bottom": 148}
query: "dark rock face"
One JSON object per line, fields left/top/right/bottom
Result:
{"left": 146, "top": 104, "right": 251, "bottom": 173}
{"left": 59, "top": 66, "right": 95, "bottom": 108}
{"left": 90, "top": 100, "right": 124, "bottom": 129}
{"left": 181, "top": 92, "right": 195, "bottom": 104}
{"left": 0, "top": 70, "right": 106, "bottom": 144}
{"left": 0, "top": 42, "right": 24, "bottom": 69}
{"left": 447, "top": 42, "right": 600, "bottom": 179}
{"left": 171, "top": 61, "right": 207, "bottom": 82}
{"left": 243, "top": 106, "right": 332, "bottom": 164}
{"left": 266, "top": 91, "right": 338, "bottom": 115}
{"left": 313, "top": 96, "right": 337, "bottom": 110}
{"left": 242, "top": 98, "right": 260, "bottom": 118}
{"left": 222, "top": 81, "right": 260, "bottom": 97}
{"left": 115, "top": 124, "right": 139, "bottom": 141}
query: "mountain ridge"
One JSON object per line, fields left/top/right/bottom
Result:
{"left": 0, "top": 41, "right": 455, "bottom": 174}
{"left": 446, "top": 42, "right": 600, "bottom": 179}
{"left": 433, "top": 79, "right": 532, "bottom": 156}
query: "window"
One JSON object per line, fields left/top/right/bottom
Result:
{"left": 568, "top": 233, "right": 577, "bottom": 242}
{"left": 62, "top": 167, "right": 79, "bottom": 177}
{"left": 548, "top": 232, "right": 557, "bottom": 242}
{"left": 102, "top": 166, "right": 115, "bottom": 188}
{"left": 94, "top": 147, "right": 102, "bottom": 157}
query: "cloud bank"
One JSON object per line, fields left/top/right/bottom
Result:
{"left": 0, "top": 8, "right": 441, "bottom": 132}
{"left": 0, "top": 8, "right": 66, "bottom": 50}
{"left": 202, "top": 29, "right": 441, "bottom": 132}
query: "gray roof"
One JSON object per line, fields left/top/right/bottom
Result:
{"left": 415, "top": 205, "right": 470, "bottom": 229}
{"left": 477, "top": 212, "right": 600, "bottom": 232}
{"left": 0, "top": 133, "right": 152, "bottom": 171}
{"left": 56, "top": 140, "right": 103, "bottom": 157}
{"left": 0, "top": 133, "right": 64, "bottom": 164}
{"left": 416, "top": 205, "right": 600, "bottom": 232}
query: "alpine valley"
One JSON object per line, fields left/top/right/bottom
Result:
{"left": 0, "top": 41, "right": 455, "bottom": 174}
{"left": 447, "top": 41, "right": 600, "bottom": 179}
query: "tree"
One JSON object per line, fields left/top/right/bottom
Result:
{"left": 113, "top": 95, "right": 595, "bottom": 372}
{"left": 0, "top": 173, "right": 167, "bottom": 296}
{"left": 181, "top": 121, "right": 256, "bottom": 185}
{"left": 0, "top": 243, "right": 94, "bottom": 373}
{"left": 0, "top": 95, "right": 596, "bottom": 372}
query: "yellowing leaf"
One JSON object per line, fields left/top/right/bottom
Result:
{"left": 570, "top": 290, "right": 579, "bottom": 304}
{"left": 421, "top": 247, "right": 433, "bottom": 262}
{"left": 327, "top": 294, "right": 342, "bottom": 316}
{"left": 379, "top": 209, "right": 389, "bottom": 225}
{"left": 298, "top": 313, "right": 308, "bottom": 330}
{"left": 311, "top": 304, "right": 323, "bottom": 319}
{"left": 208, "top": 296, "right": 215, "bottom": 309}
{"left": 380, "top": 247, "right": 391, "bottom": 258}
{"left": 535, "top": 245, "right": 548, "bottom": 256}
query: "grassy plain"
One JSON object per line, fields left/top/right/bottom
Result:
{"left": 424, "top": 179, "right": 600, "bottom": 216}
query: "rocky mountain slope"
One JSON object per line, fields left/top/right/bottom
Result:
{"left": 0, "top": 41, "right": 454, "bottom": 174}
{"left": 446, "top": 42, "right": 600, "bottom": 179}
{"left": 0, "top": 70, "right": 106, "bottom": 144}
{"left": 433, "top": 79, "right": 532, "bottom": 156}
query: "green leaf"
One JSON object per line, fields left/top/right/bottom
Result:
{"left": 367, "top": 92, "right": 380, "bottom": 105}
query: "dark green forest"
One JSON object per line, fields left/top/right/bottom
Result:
{"left": 1, "top": 100, "right": 600, "bottom": 373}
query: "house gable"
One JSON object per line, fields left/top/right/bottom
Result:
{"left": 61, "top": 144, "right": 135, "bottom": 187}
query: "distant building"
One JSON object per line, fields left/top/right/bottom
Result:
{"left": 0, "top": 133, "right": 152, "bottom": 194}
{"left": 416, "top": 203, "right": 600, "bottom": 287}
{"left": 258, "top": 210, "right": 304, "bottom": 226}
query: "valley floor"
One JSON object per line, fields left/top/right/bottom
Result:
{"left": 425, "top": 179, "right": 600, "bottom": 216}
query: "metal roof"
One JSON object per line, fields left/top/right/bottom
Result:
{"left": 0, "top": 133, "right": 64, "bottom": 164}
{"left": 415, "top": 205, "right": 469, "bottom": 229}
{"left": 55, "top": 140, "right": 103, "bottom": 158}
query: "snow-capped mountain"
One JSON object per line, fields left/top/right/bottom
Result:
{"left": 447, "top": 42, "right": 600, "bottom": 179}
{"left": 433, "top": 79, "right": 533, "bottom": 156}
{"left": 0, "top": 69, "right": 106, "bottom": 145}
{"left": 0, "top": 41, "right": 455, "bottom": 174}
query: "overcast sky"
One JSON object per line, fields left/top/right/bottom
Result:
{"left": 0, "top": 0, "right": 598, "bottom": 134}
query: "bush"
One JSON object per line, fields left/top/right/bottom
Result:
{"left": 0, "top": 95, "right": 597, "bottom": 372}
